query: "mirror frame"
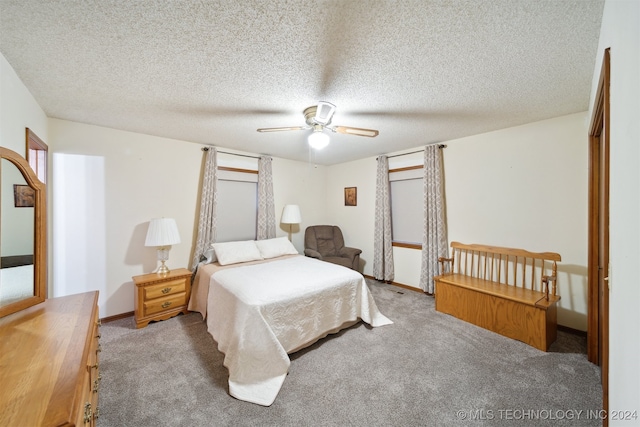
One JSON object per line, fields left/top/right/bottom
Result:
{"left": 0, "top": 146, "right": 47, "bottom": 318}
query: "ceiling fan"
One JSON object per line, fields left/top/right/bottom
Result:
{"left": 257, "top": 102, "right": 379, "bottom": 149}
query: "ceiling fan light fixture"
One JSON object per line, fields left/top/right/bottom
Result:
{"left": 308, "top": 127, "right": 330, "bottom": 150}
{"left": 257, "top": 102, "right": 378, "bottom": 145}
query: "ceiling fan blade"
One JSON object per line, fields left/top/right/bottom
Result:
{"left": 257, "top": 126, "right": 308, "bottom": 133}
{"left": 333, "top": 126, "right": 379, "bottom": 137}
{"left": 314, "top": 101, "right": 336, "bottom": 125}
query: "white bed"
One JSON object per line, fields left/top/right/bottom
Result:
{"left": 189, "top": 254, "right": 392, "bottom": 406}
{"left": 0, "top": 264, "right": 34, "bottom": 305}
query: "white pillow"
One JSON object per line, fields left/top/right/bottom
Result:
{"left": 255, "top": 237, "right": 299, "bottom": 259}
{"left": 212, "top": 240, "right": 263, "bottom": 266}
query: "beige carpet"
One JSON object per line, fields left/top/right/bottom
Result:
{"left": 97, "top": 280, "right": 602, "bottom": 426}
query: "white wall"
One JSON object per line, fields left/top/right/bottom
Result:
{"left": 445, "top": 113, "right": 589, "bottom": 330}
{"left": 0, "top": 52, "right": 49, "bottom": 285}
{"left": 1, "top": 163, "right": 33, "bottom": 256}
{"left": 49, "top": 119, "right": 203, "bottom": 317}
{"left": 324, "top": 151, "right": 428, "bottom": 285}
{"left": 590, "top": 0, "right": 640, "bottom": 420}
{"left": 271, "top": 157, "right": 327, "bottom": 252}
{"left": 325, "top": 157, "right": 377, "bottom": 273}
{"left": 326, "top": 112, "right": 589, "bottom": 331}
{"left": 48, "top": 119, "right": 327, "bottom": 318}
{"left": 0, "top": 53, "right": 48, "bottom": 156}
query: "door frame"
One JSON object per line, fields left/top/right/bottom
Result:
{"left": 587, "top": 47, "right": 610, "bottom": 423}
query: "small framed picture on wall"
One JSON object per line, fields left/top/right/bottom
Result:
{"left": 14, "top": 184, "right": 35, "bottom": 207}
{"left": 344, "top": 187, "right": 357, "bottom": 206}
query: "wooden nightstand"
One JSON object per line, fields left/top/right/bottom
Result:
{"left": 133, "top": 268, "right": 192, "bottom": 328}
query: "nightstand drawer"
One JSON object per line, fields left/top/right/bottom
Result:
{"left": 143, "top": 278, "right": 187, "bottom": 300}
{"left": 144, "top": 293, "right": 187, "bottom": 316}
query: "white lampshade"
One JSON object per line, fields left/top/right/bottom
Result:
{"left": 281, "top": 205, "right": 301, "bottom": 224}
{"left": 145, "top": 218, "right": 181, "bottom": 247}
{"left": 308, "top": 129, "right": 330, "bottom": 150}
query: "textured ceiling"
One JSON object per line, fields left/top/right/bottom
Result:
{"left": 0, "top": 0, "right": 604, "bottom": 165}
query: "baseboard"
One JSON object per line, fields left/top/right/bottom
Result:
{"left": 363, "top": 274, "right": 427, "bottom": 295}
{"left": 1, "top": 254, "right": 34, "bottom": 268}
{"left": 101, "top": 311, "right": 134, "bottom": 323}
{"left": 557, "top": 324, "right": 587, "bottom": 337}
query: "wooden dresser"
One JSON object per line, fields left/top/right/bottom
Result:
{"left": 133, "top": 268, "right": 192, "bottom": 328}
{"left": 0, "top": 291, "right": 101, "bottom": 426}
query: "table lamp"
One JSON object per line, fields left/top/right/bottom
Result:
{"left": 145, "top": 218, "right": 181, "bottom": 275}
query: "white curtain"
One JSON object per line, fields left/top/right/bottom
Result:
{"left": 419, "top": 145, "right": 448, "bottom": 293}
{"left": 373, "top": 155, "right": 394, "bottom": 281}
{"left": 257, "top": 156, "right": 276, "bottom": 240}
{"left": 191, "top": 147, "right": 218, "bottom": 270}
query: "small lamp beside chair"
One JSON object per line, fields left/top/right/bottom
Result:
{"left": 145, "top": 218, "right": 181, "bottom": 275}
{"left": 281, "top": 205, "right": 302, "bottom": 241}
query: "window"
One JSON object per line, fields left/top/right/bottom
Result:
{"left": 216, "top": 167, "right": 258, "bottom": 242}
{"left": 389, "top": 166, "right": 423, "bottom": 248}
{"left": 26, "top": 128, "right": 47, "bottom": 183}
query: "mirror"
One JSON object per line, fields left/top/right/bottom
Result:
{"left": 0, "top": 146, "right": 46, "bottom": 318}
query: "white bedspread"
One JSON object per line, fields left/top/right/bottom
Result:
{"left": 204, "top": 255, "right": 392, "bottom": 406}
{"left": 0, "top": 265, "right": 34, "bottom": 305}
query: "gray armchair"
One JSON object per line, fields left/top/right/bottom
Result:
{"left": 304, "top": 225, "right": 362, "bottom": 271}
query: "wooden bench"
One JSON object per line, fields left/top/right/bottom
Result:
{"left": 434, "top": 242, "right": 561, "bottom": 351}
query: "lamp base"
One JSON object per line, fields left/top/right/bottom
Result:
{"left": 156, "top": 247, "right": 171, "bottom": 275}
{"left": 157, "top": 261, "right": 170, "bottom": 275}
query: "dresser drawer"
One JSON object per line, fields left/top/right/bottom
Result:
{"left": 143, "top": 278, "right": 187, "bottom": 300}
{"left": 143, "top": 292, "right": 187, "bottom": 316}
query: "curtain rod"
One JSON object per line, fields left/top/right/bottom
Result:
{"left": 201, "top": 146, "right": 261, "bottom": 159}
{"left": 380, "top": 144, "right": 447, "bottom": 160}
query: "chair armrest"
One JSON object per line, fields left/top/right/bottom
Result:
{"left": 339, "top": 247, "right": 362, "bottom": 260}
{"left": 304, "top": 249, "right": 323, "bottom": 259}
